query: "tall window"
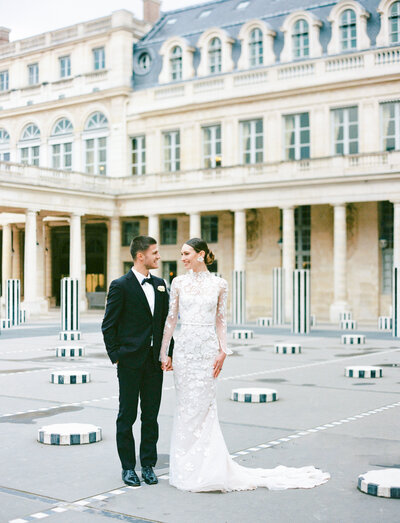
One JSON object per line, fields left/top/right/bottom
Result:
{"left": 340, "top": 9, "right": 357, "bottom": 51}
{"left": 292, "top": 19, "right": 309, "bottom": 59}
{"left": 249, "top": 28, "right": 263, "bottom": 67}
{"left": 382, "top": 101, "right": 400, "bottom": 151}
{"left": 163, "top": 131, "right": 180, "bottom": 172}
{"left": 390, "top": 2, "right": 400, "bottom": 44}
{"left": 51, "top": 118, "right": 73, "bottom": 170}
{"left": 0, "top": 70, "right": 9, "bottom": 91}
{"left": 170, "top": 46, "right": 182, "bottom": 81}
{"left": 332, "top": 107, "right": 358, "bottom": 155}
{"left": 201, "top": 215, "right": 218, "bottom": 243}
{"left": 161, "top": 219, "right": 177, "bottom": 245}
{"left": 380, "top": 201, "right": 394, "bottom": 294}
{"left": 202, "top": 125, "right": 221, "bottom": 168}
{"left": 28, "top": 63, "right": 39, "bottom": 85}
{"left": 209, "top": 37, "right": 222, "bottom": 74}
{"left": 122, "top": 221, "right": 140, "bottom": 246}
{"left": 59, "top": 56, "right": 71, "bottom": 78}
{"left": 0, "top": 128, "right": 10, "bottom": 161}
{"left": 240, "top": 119, "right": 263, "bottom": 164}
{"left": 295, "top": 205, "right": 311, "bottom": 269}
{"left": 19, "top": 124, "right": 40, "bottom": 165}
{"left": 84, "top": 112, "right": 108, "bottom": 175}
{"left": 93, "top": 47, "right": 105, "bottom": 70}
{"left": 132, "top": 136, "right": 146, "bottom": 175}
{"left": 284, "top": 113, "right": 310, "bottom": 161}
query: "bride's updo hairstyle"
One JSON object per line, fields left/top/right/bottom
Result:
{"left": 186, "top": 237, "right": 215, "bottom": 266}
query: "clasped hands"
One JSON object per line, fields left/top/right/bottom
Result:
{"left": 161, "top": 351, "right": 226, "bottom": 378}
{"left": 161, "top": 356, "right": 173, "bottom": 371}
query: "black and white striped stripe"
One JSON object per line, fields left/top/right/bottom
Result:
{"left": 60, "top": 277, "right": 80, "bottom": 333}
{"left": 358, "top": 469, "right": 400, "bottom": 498}
{"left": 232, "top": 270, "right": 245, "bottom": 325}
{"left": 393, "top": 267, "right": 400, "bottom": 337}
{"left": 232, "top": 329, "right": 253, "bottom": 340}
{"left": 378, "top": 316, "right": 392, "bottom": 330}
{"left": 273, "top": 267, "right": 284, "bottom": 325}
{"left": 345, "top": 366, "right": 383, "bottom": 378}
{"left": 292, "top": 269, "right": 310, "bottom": 334}
{"left": 231, "top": 387, "right": 278, "bottom": 403}
{"left": 37, "top": 423, "right": 102, "bottom": 445}
{"left": 55, "top": 346, "right": 85, "bottom": 358}
{"left": 341, "top": 334, "right": 365, "bottom": 345}
{"left": 50, "top": 370, "right": 90, "bottom": 384}
{"left": 275, "top": 342, "right": 301, "bottom": 354}
{"left": 6, "top": 278, "right": 20, "bottom": 327}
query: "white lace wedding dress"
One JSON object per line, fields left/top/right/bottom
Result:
{"left": 160, "top": 270, "right": 330, "bottom": 492}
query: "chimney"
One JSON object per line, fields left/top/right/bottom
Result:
{"left": 143, "top": 0, "right": 161, "bottom": 24}
{"left": 0, "top": 27, "right": 10, "bottom": 45}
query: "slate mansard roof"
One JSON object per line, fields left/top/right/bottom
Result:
{"left": 132, "top": 0, "right": 383, "bottom": 89}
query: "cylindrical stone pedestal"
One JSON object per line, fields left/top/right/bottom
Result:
{"left": 231, "top": 388, "right": 278, "bottom": 403}
{"left": 60, "top": 277, "right": 80, "bottom": 339}
{"left": 232, "top": 329, "right": 253, "bottom": 340}
{"left": 341, "top": 334, "right": 365, "bottom": 345}
{"left": 340, "top": 320, "right": 357, "bottom": 330}
{"left": 272, "top": 267, "right": 284, "bottom": 325}
{"left": 292, "top": 269, "right": 310, "bottom": 334}
{"left": 345, "top": 366, "right": 383, "bottom": 378}
{"left": 38, "top": 423, "right": 102, "bottom": 445}
{"left": 358, "top": 469, "right": 400, "bottom": 498}
{"left": 1, "top": 318, "right": 11, "bottom": 329}
{"left": 6, "top": 279, "right": 20, "bottom": 327}
{"left": 232, "top": 270, "right": 245, "bottom": 325}
{"left": 378, "top": 316, "right": 392, "bottom": 330}
{"left": 275, "top": 342, "right": 302, "bottom": 354}
{"left": 55, "top": 346, "right": 85, "bottom": 358}
{"left": 257, "top": 317, "right": 272, "bottom": 326}
{"left": 51, "top": 370, "right": 90, "bottom": 384}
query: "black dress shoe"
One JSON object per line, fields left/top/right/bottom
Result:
{"left": 141, "top": 465, "right": 158, "bottom": 485}
{"left": 122, "top": 469, "right": 140, "bottom": 486}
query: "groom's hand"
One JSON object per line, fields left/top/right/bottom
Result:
{"left": 161, "top": 357, "right": 173, "bottom": 372}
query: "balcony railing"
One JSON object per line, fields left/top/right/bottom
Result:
{"left": 0, "top": 151, "right": 397, "bottom": 198}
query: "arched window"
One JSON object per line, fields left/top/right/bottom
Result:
{"left": 340, "top": 9, "right": 357, "bottom": 50}
{"left": 50, "top": 118, "right": 73, "bottom": 170}
{"left": 170, "top": 46, "right": 182, "bottom": 81}
{"left": 292, "top": 19, "right": 309, "bottom": 58}
{"left": 0, "top": 128, "right": 10, "bottom": 161}
{"left": 390, "top": 1, "right": 400, "bottom": 43}
{"left": 208, "top": 37, "right": 222, "bottom": 74}
{"left": 84, "top": 112, "right": 108, "bottom": 175}
{"left": 19, "top": 124, "right": 40, "bottom": 166}
{"left": 249, "top": 28, "right": 263, "bottom": 66}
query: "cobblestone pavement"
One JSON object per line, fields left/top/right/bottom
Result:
{"left": 0, "top": 312, "right": 399, "bottom": 522}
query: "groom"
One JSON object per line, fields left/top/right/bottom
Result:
{"left": 102, "top": 236, "right": 173, "bottom": 487}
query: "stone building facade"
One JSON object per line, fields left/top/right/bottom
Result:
{"left": 0, "top": 0, "right": 400, "bottom": 323}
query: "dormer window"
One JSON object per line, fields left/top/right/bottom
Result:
{"left": 249, "top": 28, "right": 263, "bottom": 66}
{"left": 138, "top": 52, "right": 151, "bottom": 72}
{"left": 340, "top": 9, "right": 357, "bottom": 50}
{"left": 292, "top": 19, "right": 309, "bottom": 58}
{"left": 390, "top": 1, "right": 400, "bottom": 43}
{"left": 209, "top": 37, "right": 222, "bottom": 74}
{"left": 170, "top": 46, "right": 182, "bottom": 81}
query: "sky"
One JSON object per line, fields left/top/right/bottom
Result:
{"left": 0, "top": 0, "right": 208, "bottom": 41}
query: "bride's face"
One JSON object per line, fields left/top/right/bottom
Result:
{"left": 181, "top": 244, "right": 204, "bottom": 270}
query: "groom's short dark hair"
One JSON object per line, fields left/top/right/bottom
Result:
{"left": 130, "top": 235, "right": 157, "bottom": 260}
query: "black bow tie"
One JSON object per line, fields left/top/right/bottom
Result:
{"left": 141, "top": 277, "right": 152, "bottom": 285}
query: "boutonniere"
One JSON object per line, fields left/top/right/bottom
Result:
{"left": 157, "top": 285, "right": 166, "bottom": 292}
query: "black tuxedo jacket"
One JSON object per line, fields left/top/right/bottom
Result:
{"left": 101, "top": 270, "right": 173, "bottom": 366}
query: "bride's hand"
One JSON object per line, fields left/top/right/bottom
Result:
{"left": 161, "top": 356, "right": 173, "bottom": 372}
{"left": 213, "top": 351, "right": 226, "bottom": 378}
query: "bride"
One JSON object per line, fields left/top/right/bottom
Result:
{"left": 160, "top": 238, "right": 329, "bottom": 492}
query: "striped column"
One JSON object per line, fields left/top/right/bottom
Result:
{"left": 282, "top": 207, "right": 295, "bottom": 324}
{"left": 232, "top": 209, "right": 246, "bottom": 325}
{"left": 393, "top": 267, "right": 400, "bottom": 337}
{"left": 59, "top": 277, "right": 80, "bottom": 340}
{"left": 292, "top": 269, "right": 310, "bottom": 334}
{"left": 6, "top": 279, "right": 20, "bottom": 326}
{"left": 272, "top": 267, "right": 284, "bottom": 325}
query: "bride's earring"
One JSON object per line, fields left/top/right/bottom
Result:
{"left": 197, "top": 256, "right": 204, "bottom": 262}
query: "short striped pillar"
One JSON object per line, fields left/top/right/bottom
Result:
{"left": 340, "top": 311, "right": 352, "bottom": 321}
{"left": 341, "top": 334, "right": 365, "bottom": 345}
{"left": 5, "top": 279, "right": 21, "bottom": 327}
{"left": 231, "top": 388, "right": 278, "bottom": 403}
{"left": 340, "top": 319, "right": 357, "bottom": 330}
{"left": 257, "top": 317, "right": 272, "bottom": 326}
{"left": 232, "top": 270, "right": 245, "bottom": 325}
{"left": 272, "top": 268, "right": 284, "bottom": 325}
{"left": 59, "top": 277, "right": 80, "bottom": 340}
{"left": 1, "top": 318, "right": 11, "bottom": 329}
{"left": 393, "top": 267, "right": 400, "bottom": 337}
{"left": 378, "top": 316, "right": 392, "bottom": 330}
{"left": 292, "top": 269, "right": 310, "bottom": 334}
{"left": 38, "top": 423, "right": 102, "bottom": 445}
{"left": 232, "top": 329, "right": 253, "bottom": 340}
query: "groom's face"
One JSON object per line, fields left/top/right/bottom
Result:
{"left": 141, "top": 243, "right": 161, "bottom": 270}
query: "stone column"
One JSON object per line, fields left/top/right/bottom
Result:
{"left": 282, "top": 207, "right": 295, "bottom": 323}
{"left": 148, "top": 214, "right": 161, "bottom": 277}
{"left": 329, "top": 204, "right": 349, "bottom": 322}
{"left": 393, "top": 202, "right": 400, "bottom": 267}
{"left": 189, "top": 212, "right": 201, "bottom": 239}
{"left": 107, "top": 216, "right": 121, "bottom": 286}
{"left": 232, "top": 209, "right": 246, "bottom": 324}
{"left": 1, "top": 223, "right": 12, "bottom": 300}
{"left": 23, "top": 209, "right": 38, "bottom": 314}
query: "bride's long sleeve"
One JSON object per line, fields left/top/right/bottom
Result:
{"left": 160, "top": 278, "right": 179, "bottom": 363}
{"left": 216, "top": 279, "right": 232, "bottom": 355}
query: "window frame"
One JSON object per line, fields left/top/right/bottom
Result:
{"left": 122, "top": 220, "right": 140, "bottom": 246}
{"left": 381, "top": 101, "right": 400, "bottom": 151}
{"left": 162, "top": 130, "right": 180, "bottom": 172}
{"left": 161, "top": 218, "right": 178, "bottom": 245}
{"left": 0, "top": 70, "right": 9, "bottom": 91}
{"left": 249, "top": 28, "right": 263, "bottom": 67}
{"left": 292, "top": 19, "right": 310, "bottom": 59}
{"left": 131, "top": 135, "right": 146, "bottom": 175}
{"left": 202, "top": 124, "right": 222, "bottom": 168}
{"left": 28, "top": 63, "right": 39, "bottom": 85}
{"left": 340, "top": 9, "right": 357, "bottom": 51}
{"left": 93, "top": 47, "right": 106, "bottom": 71}
{"left": 331, "top": 106, "right": 359, "bottom": 156}
{"left": 170, "top": 45, "right": 183, "bottom": 81}
{"left": 59, "top": 55, "right": 71, "bottom": 78}
{"left": 201, "top": 215, "right": 219, "bottom": 243}
{"left": 208, "top": 37, "right": 222, "bottom": 74}
{"left": 283, "top": 112, "right": 310, "bottom": 161}
{"left": 240, "top": 119, "right": 264, "bottom": 165}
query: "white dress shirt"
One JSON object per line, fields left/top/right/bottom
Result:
{"left": 132, "top": 268, "right": 155, "bottom": 316}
